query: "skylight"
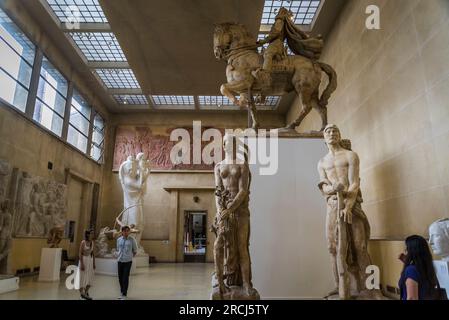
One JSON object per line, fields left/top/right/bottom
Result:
{"left": 260, "top": 96, "right": 280, "bottom": 107}
{"left": 70, "top": 32, "right": 126, "bottom": 62}
{"left": 46, "top": 0, "right": 108, "bottom": 23}
{"left": 262, "top": 0, "right": 321, "bottom": 25}
{"left": 198, "top": 95, "right": 235, "bottom": 107}
{"left": 114, "top": 94, "right": 148, "bottom": 105}
{"left": 151, "top": 95, "right": 194, "bottom": 106}
{"left": 95, "top": 69, "right": 140, "bottom": 89}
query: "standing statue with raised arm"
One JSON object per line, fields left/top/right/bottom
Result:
{"left": 118, "top": 153, "right": 150, "bottom": 255}
{"left": 318, "top": 124, "right": 383, "bottom": 300}
{"left": 211, "top": 133, "right": 259, "bottom": 300}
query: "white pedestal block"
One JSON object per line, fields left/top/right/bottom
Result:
{"left": 135, "top": 254, "right": 149, "bottom": 267}
{"left": 95, "top": 258, "right": 137, "bottom": 276}
{"left": 0, "top": 276, "right": 19, "bottom": 294}
{"left": 38, "top": 248, "right": 62, "bottom": 282}
{"left": 249, "top": 138, "right": 334, "bottom": 299}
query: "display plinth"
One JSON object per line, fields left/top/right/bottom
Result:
{"left": 0, "top": 275, "right": 19, "bottom": 294}
{"left": 249, "top": 138, "right": 334, "bottom": 299}
{"left": 38, "top": 248, "right": 62, "bottom": 282}
{"left": 95, "top": 257, "right": 137, "bottom": 276}
{"left": 134, "top": 254, "right": 149, "bottom": 267}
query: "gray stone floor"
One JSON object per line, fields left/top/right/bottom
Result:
{"left": 0, "top": 263, "right": 214, "bottom": 300}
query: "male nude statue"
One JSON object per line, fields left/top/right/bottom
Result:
{"left": 317, "top": 124, "right": 377, "bottom": 299}
{"left": 212, "top": 133, "right": 256, "bottom": 299}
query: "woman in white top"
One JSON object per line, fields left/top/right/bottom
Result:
{"left": 76, "top": 229, "right": 96, "bottom": 300}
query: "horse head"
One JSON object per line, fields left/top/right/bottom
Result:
{"left": 213, "top": 22, "right": 255, "bottom": 60}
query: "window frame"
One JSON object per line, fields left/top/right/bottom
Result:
{"left": 0, "top": 8, "right": 106, "bottom": 164}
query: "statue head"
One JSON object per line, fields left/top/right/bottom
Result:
{"left": 429, "top": 218, "right": 449, "bottom": 260}
{"left": 276, "top": 7, "right": 294, "bottom": 20}
{"left": 213, "top": 23, "right": 253, "bottom": 60}
{"left": 136, "top": 152, "right": 146, "bottom": 161}
{"left": 323, "top": 124, "right": 342, "bottom": 147}
{"left": 223, "top": 133, "right": 249, "bottom": 164}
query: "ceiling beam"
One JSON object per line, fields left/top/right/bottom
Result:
{"left": 61, "top": 22, "right": 111, "bottom": 32}
{"left": 87, "top": 61, "right": 130, "bottom": 69}
{"left": 107, "top": 88, "right": 143, "bottom": 95}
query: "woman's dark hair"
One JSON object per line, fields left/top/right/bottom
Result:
{"left": 84, "top": 229, "right": 94, "bottom": 241}
{"left": 399, "top": 235, "right": 440, "bottom": 299}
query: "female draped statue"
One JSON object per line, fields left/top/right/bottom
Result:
{"left": 211, "top": 133, "right": 259, "bottom": 300}
{"left": 118, "top": 152, "right": 150, "bottom": 254}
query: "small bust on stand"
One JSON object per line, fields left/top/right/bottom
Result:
{"left": 46, "top": 225, "right": 64, "bottom": 248}
{"left": 429, "top": 218, "right": 449, "bottom": 297}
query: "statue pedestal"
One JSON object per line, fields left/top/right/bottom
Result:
{"left": 0, "top": 275, "right": 19, "bottom": 294}
{"left": 38, "top": 248, "right": 62, "bottom": 282}
{"left": 433, "top": 260, "right": 449, "bottom": 294}
{"left": 249, "top": 138, "right": 334, "bottom": 299}
{"left": 135, "top": 254, "right": 149, "bottom": 267}
{"left": 95, "top": 257, "right": 137, "bottom": 276}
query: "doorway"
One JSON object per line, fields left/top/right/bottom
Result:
{"left": 184, "top": 211, "right": 207, "bottom": 262}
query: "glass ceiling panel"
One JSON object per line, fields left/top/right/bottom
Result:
{"left": 151, "top": 95, "right": 194, "bottom": 105}
{"left": 260, "top": 96, "right": 280, "bottom": 107}
{"left": 198, "top": 95, "right": 235, "bottom": 107}
{"left": 69, "top": 32, "right": 126, "bottom": 62}
{"left": 114, "top": 94, "right": 148, "bottom": 105}
{"left": 262, "top": 0, "right": 321, "bottom": 25}
{"left": 46, "top": 0, "right": 108, "bottom": 23}
{"left": 95, "top": 69, "right": 140, "bottom": 89}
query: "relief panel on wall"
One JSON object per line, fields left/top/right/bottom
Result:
{"left": 113, "top": 126, "right": 224, "bottom": 171}
{"left": 12, "top": 171, "right": 67, "bottom": 238}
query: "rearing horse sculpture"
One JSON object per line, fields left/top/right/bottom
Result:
{"left": 213, "top": 22, "right": 337, "bottom": 131}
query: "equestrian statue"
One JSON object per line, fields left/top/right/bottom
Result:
{"left": 213, "top": 7, "right": 337, "bottom": 131}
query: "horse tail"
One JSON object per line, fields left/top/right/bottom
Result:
{"left": 317, "top": 61, "right": 337, "bottom": 108}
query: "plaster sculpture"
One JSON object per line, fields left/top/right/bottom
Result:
{"left": 0, "top": 200, "right": 12, "bottom": 275}
{"left": 46, "top": 225, "right": 64, "bottom": 248}
{"left": 96, "top": 227, "right": 113, "bottom": 258}
{"left": 117, "top": 153, "right": 150, "bottom": 255}
{"left": 213, "top": 7, "right": 337, "bottom": 130}
{"left": 211, "top": 133, "right": 259, "bottom": 300}
{"left": 0, "top": 160, "right": 11, "bottom": 203}
{"left": 318, "top": 124, "right": 383, "bottom": 300}
{"left": 13, "top": 172, "right": 67, "bottom": 238}
{"left": 429, "top": 218, "right": 449, "bottom": 294}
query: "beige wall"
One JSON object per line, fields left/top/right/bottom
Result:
{"left": 287, "top": 0, "right": 449, "bottom": 294}
{"left": 0, "top": 105, "right": 105, "bottom": 273}
{"left": 0, "top": 0, "right": 113, "bottom": 273}
{"left": 98, "top": 112, "right": 286, "bottom": 262}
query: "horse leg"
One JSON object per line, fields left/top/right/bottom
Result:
{"left": 220, "top": 78, "right": 254, "bottom": 107}
{"left": 220, "top": 83, "right": 239, "bottom": 105}
{"left": 312, "top": 98, "right": 328, "bottom": 131}
{"left": 286, "top": 85, "right": 314, "bottom": 130}
{"left": 246, "top": 89, "right": 259, "bottom": 130}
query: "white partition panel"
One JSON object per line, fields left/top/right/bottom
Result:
{"left": 249, "top": 138, "right": 334, "bottom": 299}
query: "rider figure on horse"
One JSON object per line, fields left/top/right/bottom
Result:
{"left": 255, "top": 7, "right": 324, "bottom": 76}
